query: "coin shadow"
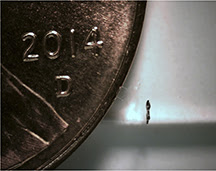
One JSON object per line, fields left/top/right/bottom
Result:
{"left": 57, "top": 122, "right": 216, "bottom": 169}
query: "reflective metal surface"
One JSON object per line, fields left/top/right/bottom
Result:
{"left": 1, "top": 1, "right": 146, "bottom": 169}
{"left": 57, "top": 1, "right": 216, "bottom": 169}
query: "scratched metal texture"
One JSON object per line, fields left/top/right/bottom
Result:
{"left": 1, "top": 1, "right": 146, "bottom": 169}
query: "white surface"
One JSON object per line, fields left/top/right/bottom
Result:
{"left": 107, "top": 1, "right": 216, "bottom": 124}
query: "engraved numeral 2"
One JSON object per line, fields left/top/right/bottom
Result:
{"left": 22, "top": 32, "right": 39, "bottom": 62}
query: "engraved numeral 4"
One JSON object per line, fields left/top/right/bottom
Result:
{"left": 84, "top": 27, "right": 103, "bottom": 56}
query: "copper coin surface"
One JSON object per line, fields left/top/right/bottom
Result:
{"left": 1, "top": 1, "right": 146, "bottom": 169}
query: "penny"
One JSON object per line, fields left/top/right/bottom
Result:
{"left": 1, "top": 1, "right": 146, "bottom": 169}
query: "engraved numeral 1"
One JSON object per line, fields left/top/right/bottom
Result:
{"left": 70, "top": 29, "right": 76, "bottom": 58}
{"left": 84, "top": 27, "right": 103, "bottom": 56}
{"left": 43, "top": 30, "right": 62, "bottom": 60}
{"left": 22, "top": 32, "right": 39, "bottom": 62}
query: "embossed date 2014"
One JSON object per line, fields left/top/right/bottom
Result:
{"left": 22, "top": 27, "right": 103, "bottom": 62}
{"left": 22, "top": 27, "right": 103, "bottom": 98}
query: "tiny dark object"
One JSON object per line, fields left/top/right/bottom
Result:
{"left": 146, "top": 100, "right": 151, "bottom": 124}
{"left": 1, "top": 1, "right": 146, "bottom": 170}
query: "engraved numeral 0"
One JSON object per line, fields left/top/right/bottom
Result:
{"left": 22, "top": 32, "right": 39, "bottom": 62}
{"left": 43, "top": 30, "right": 62, "bottom": 60}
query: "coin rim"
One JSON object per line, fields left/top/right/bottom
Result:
{"left": 43, "top": 2, "right": 146, "bottom": 169}
{"left": 44, "top": 2, "right": 146, "bottom": 169}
